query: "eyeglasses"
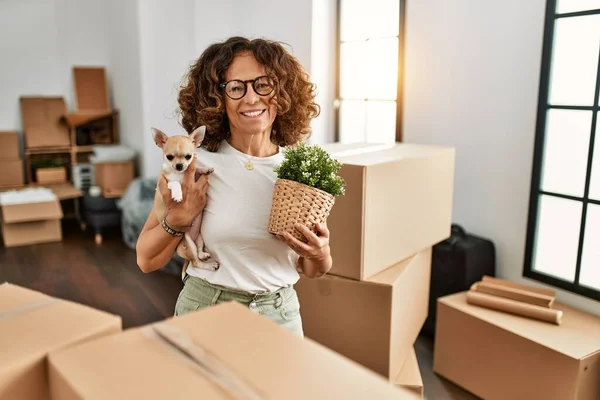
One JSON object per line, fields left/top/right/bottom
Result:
{"left": 219, "top": 75, "right": 276, "bottom": 100}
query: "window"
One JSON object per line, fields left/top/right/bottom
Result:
{"left": 335, "top": 0, "right": 405, "bottom": 144}
{"left": 524, "top": 0, "right": 600, "bottom": 301}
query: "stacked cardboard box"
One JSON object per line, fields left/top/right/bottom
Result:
{"left": 0, "top": 131, "right": 24, "bottom": 189}
{"left": 295, "top": 142, "right": 455, "bottom": 396}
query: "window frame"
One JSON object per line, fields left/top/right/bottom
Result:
{"left": 523, "top": 0, "right": 600, "bottom": 302}
{"left": 333, "top": 0, "right": 407, "bottom": 143}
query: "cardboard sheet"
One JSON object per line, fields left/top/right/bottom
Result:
{"left": 73, "top": 67, "right": 110, "bottom": 112}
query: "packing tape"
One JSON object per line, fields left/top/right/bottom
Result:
{"left": 141, "top": 324, "right": 265, "bottom": 400}
{"left": 0, "top": 297, "right": 59, "bottom": 323}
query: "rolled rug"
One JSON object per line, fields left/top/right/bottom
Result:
{"left": 466, "top": 290, "right": 563, "bottom": 325}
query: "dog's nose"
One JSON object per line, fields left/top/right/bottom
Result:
{"left": 175, "top": 163, "right": 184, "bottom": 171}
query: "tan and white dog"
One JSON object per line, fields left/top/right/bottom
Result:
{"left": 152, "top": 126, "right": 218, "bottom": 271}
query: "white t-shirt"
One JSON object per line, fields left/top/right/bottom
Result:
{"left": 185, "top": 140, "right": 300, "bottom": 293}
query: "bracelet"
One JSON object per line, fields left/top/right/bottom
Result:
{"left": 161, "top": 218, "right": 184, "bottom": 237}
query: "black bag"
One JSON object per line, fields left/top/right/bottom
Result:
{"left": 421, "top": 224, "right": 496, "bottom": 337}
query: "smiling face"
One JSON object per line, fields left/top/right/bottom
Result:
{"left": 223, "top": 53, "right": 277, "bottom": 139}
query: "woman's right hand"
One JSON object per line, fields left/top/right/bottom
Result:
{"left": 157, "top": 154, "right": 210, "bottom": 229}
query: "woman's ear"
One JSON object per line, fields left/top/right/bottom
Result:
{"left": 189, "top": 126, "right": 206, "bottom": 147}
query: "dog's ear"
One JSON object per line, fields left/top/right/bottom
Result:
{"left": 152, "top": 127, "right": 168, "bottom": 148}
{"left": 189, "top": 126, "right": 206, "bottom": 148}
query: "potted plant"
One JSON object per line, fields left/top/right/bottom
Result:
{"left": 268, "top": 142, "right": 345, "bottom": 242}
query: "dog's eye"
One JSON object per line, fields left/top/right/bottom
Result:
{"left": 166, "top": 155, "right": 174, "bottom": 161}
{"left": 185, "top": 154, "right": 192, "bottom": 160}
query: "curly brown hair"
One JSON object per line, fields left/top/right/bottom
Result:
{"left": 177, "top": 37, "right": 321, "bottom": 152}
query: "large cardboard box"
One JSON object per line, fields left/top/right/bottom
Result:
{"left": 0, "top": 131, "right": 20, "bottom": 159}
{"left": 0, "top": 160, "right": 24, "bottom": 188}
{"left": 20, "top": 97, "right": 71, "bottom": 149}
{"left": 48, "top": 301, "right": 416, "bottom": 399}
{"left": 0, "top": 283, "right": 122, "bottom": 400}
{"left": 395, "top": 348, "right": 424, "bottom": 399}
{"left": 434, "top": 291, "right": 600, "bottom": 400}
{"left": 321, "top": 142, "right": 454, "bottom": 280}
{"left": 0, "top": 196, "right": 63, "bottom": 247}
{"left": 94, "top": 160, "right": 134, "bottom": 198}
{"left": 296, "top": 247, "right": 432, "bottom": 379}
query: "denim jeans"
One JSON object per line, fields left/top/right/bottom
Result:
{"left": 174, "top": 275, "right": 304, "bottom": 338}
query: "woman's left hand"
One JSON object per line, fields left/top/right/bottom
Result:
{"left": 277, "top": 223, "right": 333, "bottom": 278}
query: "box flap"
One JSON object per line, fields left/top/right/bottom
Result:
{"left": 440, "top": 292, "right": 600, "bottom": 359}
{"left": 73, "top": 67, "right": 110, "bottom": 112}
{"left": 46, "top": 183, "right": 83, "bottom": 200}
{"left": 63, "top": 111, "right": 115, "bottom": 128}
{"left": 395, "top": 348, "right": 423, "bottom": 398}
{"left": 1, "top": 199, "right": 63, "bottom": 223}
{"left": 49, "top": 301, "right": 411, "bottom": 399}
{"left": 0, "top": 283, "right": 121, "bottom": 377}
{"left": 367, "top": 252, "right": 418, "bottom": 286}
{"left": 19, "top": 97, "right": 70, "bottom": 148}
{"left": 325, "top": 142, "right": 455, "bottom": 167}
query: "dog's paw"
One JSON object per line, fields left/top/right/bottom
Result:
{"left": 200, "top": 261, "right": 219, "bottom": 271}
{"left": 171, "top": 191, "right": 183, "bottom": 202}
{"left": 198, "top": 252, "right": 211, "bottom": 261}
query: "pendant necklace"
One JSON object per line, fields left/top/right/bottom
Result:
{"left": 244, "top": 135, "right": 255, "bottom": 171}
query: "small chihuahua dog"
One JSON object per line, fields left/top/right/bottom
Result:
{"left": 152, "top": 126, "right": 219, "bottom": 271}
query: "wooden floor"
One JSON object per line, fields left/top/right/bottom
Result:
{"left": 0, "top": 221, "right": 477, "bottom": 400}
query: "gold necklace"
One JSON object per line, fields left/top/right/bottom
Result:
{"left": 244, "top": 135, "right": 255, "bottom": 171}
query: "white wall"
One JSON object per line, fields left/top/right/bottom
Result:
{"left": 0, "top": 0, "right": 64, "bottom": 138}
{"left": 310, "top": 0, "right": 337, "bottom": 144}
{"left": 137, "top": 0, "right": 196, "bottom": 178}
{"left": 232, "top": 0, "right": 313, "bottom": 71}
{"left": 403, "top": 0, "right": 600, "bottom": 315}
{"left": 106, "top": 0, "right": 145, "bottom": 174}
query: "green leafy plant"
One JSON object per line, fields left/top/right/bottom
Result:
{"left": 274, "top": 142, "right": 345, "bottom": 196}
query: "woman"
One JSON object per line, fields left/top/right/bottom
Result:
{"left": 136, "top": 37, "right": 332, "bottom": 337}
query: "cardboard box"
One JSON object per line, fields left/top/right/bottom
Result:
{"left": 94, "top": 160, "right": 134, "bottom": 198}
{"left": 0, "top": 131, "right": 20, "bottom": 159}
{"left": 321, "top": 142, "right": 454, "bottom": 280}
{"left": 1, "top": 198, "right": 63, "bottom": 247}
{"left": 0, "top": 160, "right": 24, "bottom": 188}
{"left": 36, "top": 166, "right": 67, "bottom": 184}
{"left": 20, "top": 97, "right": 71, "bottom": 148}
{"left": 0, "top": 283, "right": 122, "bottom": 400}
{"left": 395, "top": 348, "right": 424, "bottom": 399}
{"left": 434, "top": 291, "right": 600, "bottom": 400}
{"left": 48, "top": 301, "right": 416, "bottom": 399}
{"left": 295, "top": 248, "right": 432, "bottom": 379}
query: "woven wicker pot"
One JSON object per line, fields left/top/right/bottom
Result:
{"left": 268, "top": 179, "right": 335, "bottom": 242}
